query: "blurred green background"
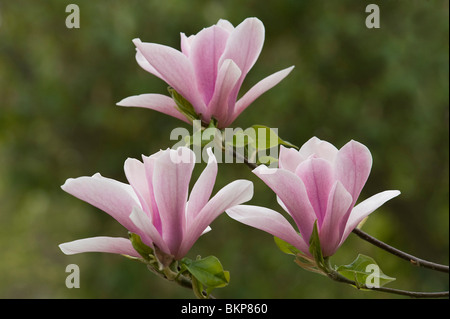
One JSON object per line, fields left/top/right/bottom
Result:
{"left": 0, "top": 0, "right": 448, "bottom": 299}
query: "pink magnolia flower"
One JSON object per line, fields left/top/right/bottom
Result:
{"left": 59, "top": 147, "right": 253, "bottom": 261}
{"left": 117, "top": 17, "right": 294, "bottom": 129}
{"left": 226, "top": 137, "right": 400, "bottom": 258}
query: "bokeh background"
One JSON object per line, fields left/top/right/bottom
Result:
{"left": 0, "top": 0, "right": 448, "bottom": 299}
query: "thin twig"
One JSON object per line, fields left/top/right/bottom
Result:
{"left": 352, "top": 228, "right": 449, "bottom": 273}
{"left": 327, "top": 268, "right": 449, "bottom": 298}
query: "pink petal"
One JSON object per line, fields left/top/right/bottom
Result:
{"left": 218, "top": 17, "right": 265, "bottom": 106}
{"left": 207, "top": 59, "right": 242, "bottom": 126}
{"left": 129, "top": 206, "right": 170, "bottom": 254}
{"left": 226, "top": 205, "right": 309, "bottom": 255}
{"left": 142, "top": 151, "right": 165, "bottom": 233}
{"left": 231, "top": 66, "right": 294, "bottom": 124}
{"left": 295, "top": 158, "right": 335, "bottom": 227}
{"left": 180, "top": 33, "right": 195, "bottom": 57}
{"left": 253, "top": 165, "right": 316, "bottom": 242}
{"left": 117, "top": 93, "right": 191, "bottom": 123}
{"left": 186, "top": 148, "right": 218, "bottom": 223}
{"left": 334, "top": 140, "right": 373, "bottom": 208}
{"left": 189, "top": 25, "right": 229, "bottom": 106}
{"left": 133, "top": 39, "right": 206, "bottom": 115}
{"left": 135, "top": 49, "right": 163, "bottom": 79}
{"left": 178, "top": 179, "right": 253, "bottom": 259}
{"left": 216, "top": 19, "right": 235, "bottom": 33}
{"left": 61, "top": 174, "right": 140, "bottom": 234}
{"left": 319, "top": 181, "right": 353, "bottom": 257}
{"left": 341, "top": 190, "right": 401, "bottom": 244}
{"left": 298, "top": 137, "right": 338, "bottom": 162}
{"left": 152, "top": 147, "right": 195, "bottom": 255}
{"left": 59, "top": 236, "right": 140, "bottom": 258}
{"left": 278, "top": 145, "right": 305, "bottom": 172}
{"left": 124, "top": 158, "right": 152, "bottom": 216}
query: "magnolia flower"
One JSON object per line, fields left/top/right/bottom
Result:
{"left": 59, "top": 147, "right": 253, "bottom": 261}
{"left": 226, "top": 137, "right": 400, "bottom": 258}
{"left": 117, "top": 17, "right": 294, "bottom": 128}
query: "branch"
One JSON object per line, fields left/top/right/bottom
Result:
{"left": 327, "top": 268, "right": 449, "bottom": 298}
{"left": 352, "top": 228, "right": 449, "bottom": 273}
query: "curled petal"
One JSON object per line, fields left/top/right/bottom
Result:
{"left": 59, "top": 236, "right": 140, "bottom": 258}
{"left": 226, "top": 205, "right": 309, "bottom": 255}
{"left": 133, "top": 39, "right": 206, "bottom": 115}
{"left": 231, "top": 66, "right": 294, "bottom": 124}
{"left": 117, "top": 93, "right": 190, "bottom": 123}
{"left": 61, "top": 174, "right": 140, "bottom": 234}
{"left": 341, "top": 190, "right": 401, "bottom": 244}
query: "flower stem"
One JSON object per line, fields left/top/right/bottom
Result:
{"left": 352, "top": 228, "right": 449, "bottom": 273}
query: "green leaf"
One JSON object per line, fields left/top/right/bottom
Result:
{"left": 250, "top": 125, "right": 299, "bottom": 151}
{"left": 128, "top": 232, "right": 153, "bottom": 261}
{"left": 168, "top": 87, "right": 199, "bottom": 122}
{"left": 336, "top": 254, "right": 396, "bottom": 288}
{"left": 274, "top": 236, "right": 302, "bottom": 256}
{"left": 308, "top": 220, "right": 328, "bottom": 272}
{"left": 181, "top": 256, "right": 230, "bottom": 289}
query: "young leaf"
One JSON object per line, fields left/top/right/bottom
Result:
{"left": 274, "top": 236, "right": 301, "bottom": 256}
{"left": 336, "top": 254, "right": 396, "bottom": 288}
{"left": 181, "top": 256, "right": 230, "bottom": 289}
{"left": 308, "top": 220, "right": 328, "bottom": 273}
{"left": 168, "top": 87, "right": 199, "bottom": 122}
{"left": 128, "top": 232, "right": 153, "bottom": 261}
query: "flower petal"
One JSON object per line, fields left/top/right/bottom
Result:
{"left": 341, "top": 190, "right": 401, "bottom": 244}
{"left": 124, "top": 157, "right": 153, "bottom": 217}
{"left": 208, "top": 59, "right": 242, "bottom": 126}
{"left": 216, "top": 19, "right": 235, "bottom": 33}
{"left": 129, "top": 206, "right": 170, "bottom": 254}
{"left": 186, "top": 148, "right": 218, "bottom": 222}
{"left": 133, "top": 39, "right": 206, "bottom": 115}
{"left": 61, "top": 174, "right": 140, "bottom": 234}
{"left": 117, "top": 93, "right": 191, "bottom": 123}
{"left": 226, "top": 205, "right": 309, "bottom": 254}
{"left": 278, "top": 145, "right": 305, "bottom": 172}
{"left": 152, "top": 147, "right": 195, "bottom": 255}
{"left": 319, "top": 181, "right": 353, "bottom": 257}
{"left": 334, "top": 140, "right": 373, "bottom": 209}
{"left": 59, "top": 236, "right": 140, "bottom": 258}
{"left": 135, "top": 48, "right": 163, "bottom": 79}
{"left": 253, "top": 165, "right": 316, "bottom": 242}
{"left": 180, "top": 32, "right": 195, "bottom": 57}
{"left": 178, "top": 179, "right": 253, "bottom": 259}
{"left": 295, "top": 158, "right": 335, "bottom": 227}
{"left": 298, "top": 137, "right": 339, "bottom": 162}
{"left": 219, "top": 17, "right": 265, "bottom": 105}
{"left": 231, "top": 66, "right": 294, "bottom": 124}
{"left": 189, "top": 25, "right": 229, "bottom": 106}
